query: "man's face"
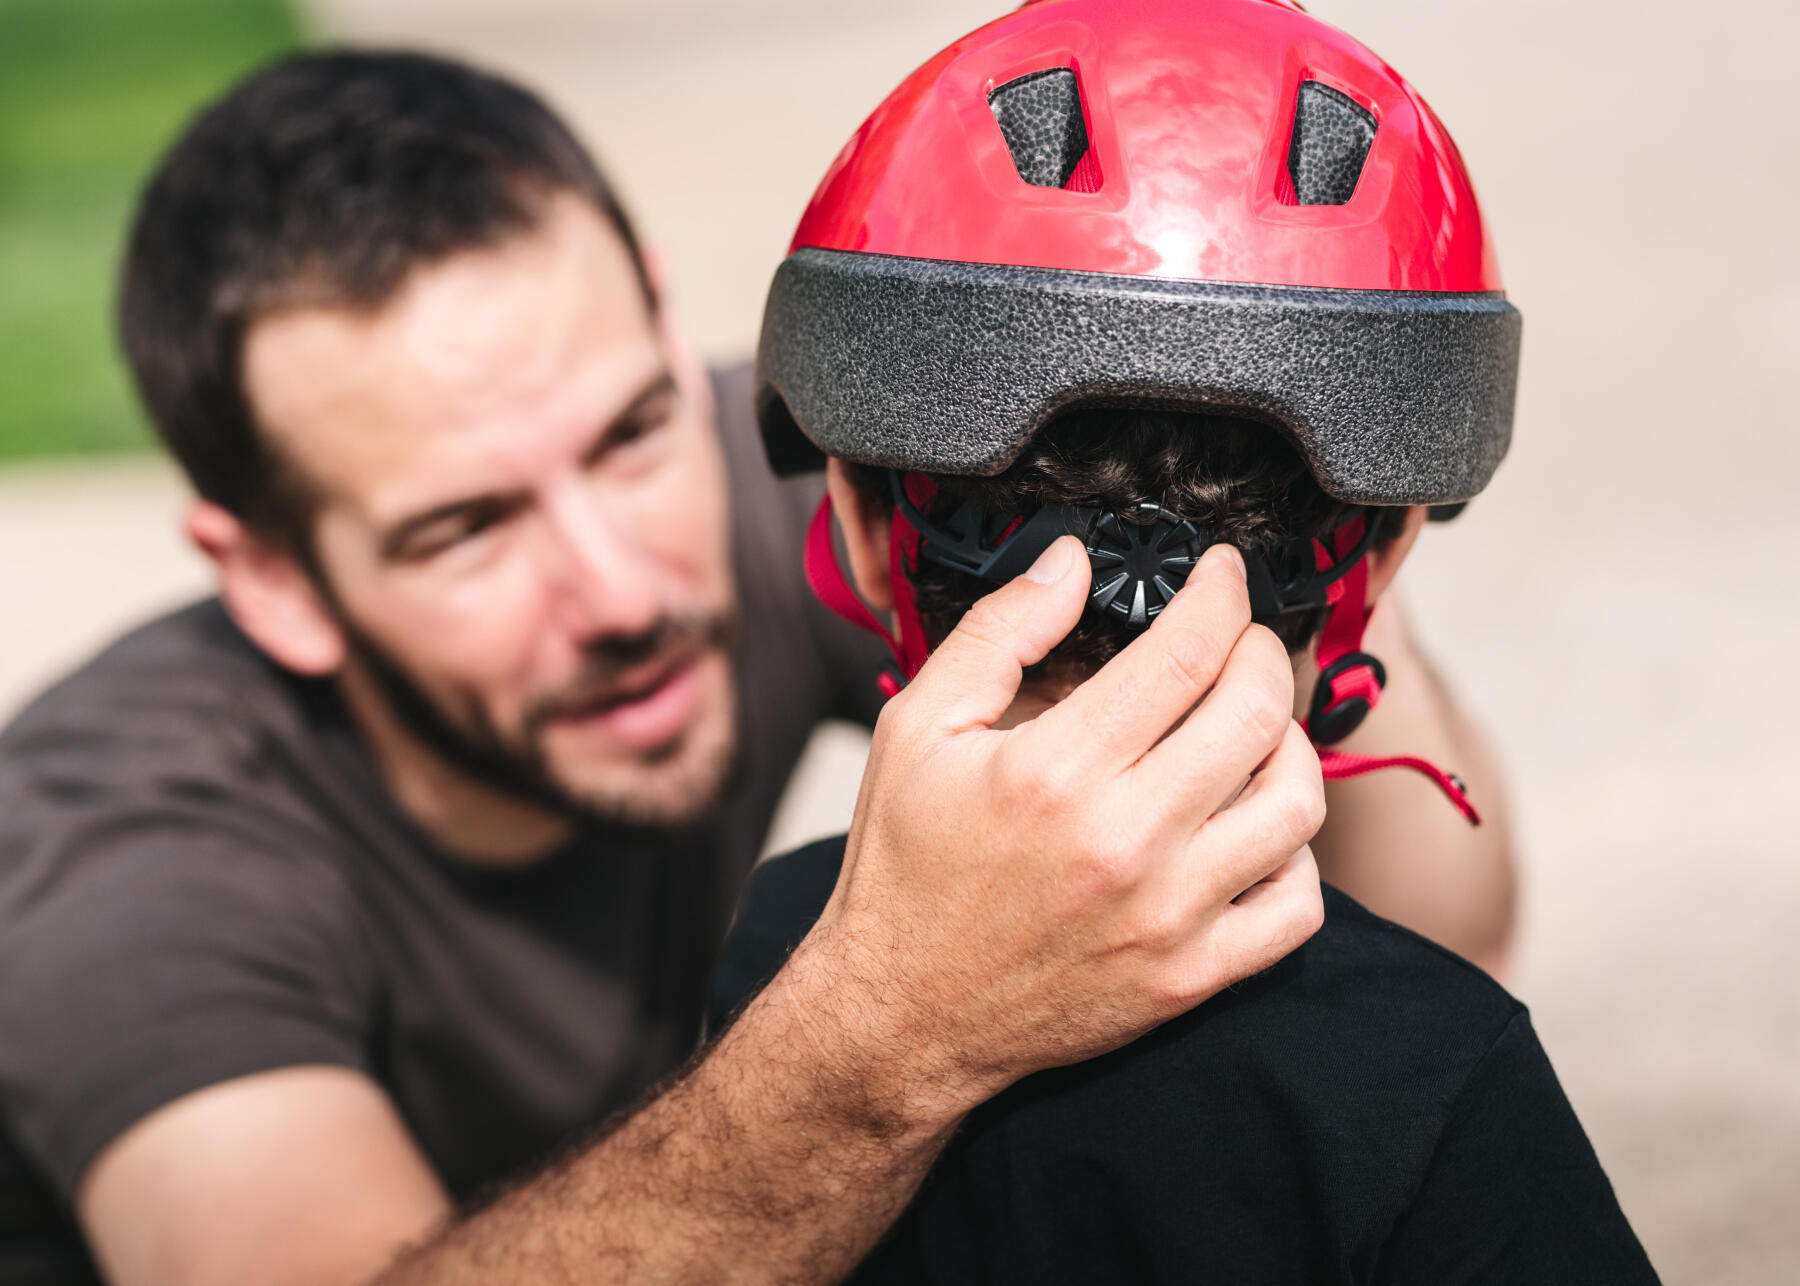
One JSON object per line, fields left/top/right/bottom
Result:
{"left": 242, "top": 194, "right": 737, "bottom": 830}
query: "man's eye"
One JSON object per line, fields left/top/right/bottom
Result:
{"left": 590, "top": 398, "right": 677, "bottom": 467}
{"left": 449, "top": 511, "right": 501, "bottom": 544}
{"left": 399, "top": 508, "right": 505, "bottom": 561}
{"left": 613, "top": 408, "right": 670, "bottom": 449}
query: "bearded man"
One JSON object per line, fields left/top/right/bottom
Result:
{"left": 0, "top": 48, "right": 1500, "bottom": 1286}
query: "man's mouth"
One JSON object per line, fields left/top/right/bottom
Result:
{"left": 540, "top": 648, "right": 711, "bottom": 753}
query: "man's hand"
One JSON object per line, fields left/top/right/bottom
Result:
{"left": 89, "top": 537, "right": 1324, "bottom": 1286}
{"left": 778, "top": 536, "right": 1327, "bottom": 1123}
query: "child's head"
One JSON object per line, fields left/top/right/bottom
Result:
{"left": 825, "top": 406, "right": 1423, "bottom": 707}
{"left": 756, "top": 0, "right": 1515, "bottom": 804}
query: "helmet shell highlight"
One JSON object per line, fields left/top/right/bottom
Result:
{"left": 792, "top": 0, "right": 1500, "bottom": 292}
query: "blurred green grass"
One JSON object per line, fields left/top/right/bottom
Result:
{"left": 0, "top": 0, "right": 301, "bottom": 459}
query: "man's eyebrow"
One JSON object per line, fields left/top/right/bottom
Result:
{"left": 379, "top": 489, "right": 528, "bottom": 560}
{"left": 578, "top": 369, "right": 679, "bottom": 467}
{"left": 377, "top": 368, "right": 681, "bottom": 560}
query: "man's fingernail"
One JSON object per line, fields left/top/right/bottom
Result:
{"left": 1203, "top": 543, "right": 1246, "bottom": 580}
{"left": 1024, "top": 536, "right": 1076, "bottom": 584}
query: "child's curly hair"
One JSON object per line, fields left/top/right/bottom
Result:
{"left": 848, "top": 406, "right": 1406, "bottom": 686}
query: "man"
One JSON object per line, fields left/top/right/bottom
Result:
{"left": 0, "top": 50, "right": 1329, "bottom": 1286}
{"left": 712, "top": 6, "right": 1653, "bottom": 1276}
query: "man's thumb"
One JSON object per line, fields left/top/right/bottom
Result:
{"left": 902, "top": 535, "right": 1090, "bottom": 735}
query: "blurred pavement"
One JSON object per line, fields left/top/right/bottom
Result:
{"left": 0, "top": 457, "right": 208, "bottom": 716}
{"left": 2, "top": 2, "right": 1796, "bottom": 1281}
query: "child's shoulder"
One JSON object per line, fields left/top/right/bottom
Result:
{"left": 707, "top": 835, "right": 848, "bottom": 1034}
{"left": 936, "top": 882, "right": 1534, "bottom": 1269}
{"left": 1312, "top": 882, "right": 1522, "bottom": 1019}
{"left": 710, "top": 836, "right": 1523, "bottom": 1056}
{"left": 1139, "top": 881, "right": 1525, "bottom": 1081}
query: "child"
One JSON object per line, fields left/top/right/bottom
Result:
{"left": 718, "top": 0, "right": 1659, "bottom": 1279}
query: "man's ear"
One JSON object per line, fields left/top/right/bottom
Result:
{"left": 823, "top": 461, "right": 895, "bottom": 612}
{"left": 1363, "top": 504, "right": 1428, "bottom": 603}
{"left": 184, "top": 501, "right": 346, "bottom": 676}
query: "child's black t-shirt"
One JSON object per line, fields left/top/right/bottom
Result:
{"left": 709, "top": 836, "right": 1660, "bottom": 1285}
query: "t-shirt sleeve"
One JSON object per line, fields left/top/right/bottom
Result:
{"left": 709, "top": 361, "right": 889, "bottom": 730}
{"left": 704, "top": 837, "right": 846, "bottom": 1037}
{"left": 0, "top": 815, "right": 376, "bottom": 1202}
{"left": 1375, "top": 1010, "right": 1661, "bottom": 1284}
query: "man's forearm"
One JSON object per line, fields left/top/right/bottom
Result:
{"left": 1312, "top": 600, "right": 1517, "bottom": 974}
{"left": 377, "top": 932, "right": 960, "bottom": 1286}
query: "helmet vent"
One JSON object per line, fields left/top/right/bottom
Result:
{"left": 989, "top": 68, "right": 1096, "bottom": 190}
{"left": 1287, "top": 81, "right": 1376, "bottom": 205}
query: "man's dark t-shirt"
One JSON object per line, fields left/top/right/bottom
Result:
{"left": 711, "top": 837, "right": 1661, "bottom": 1286}
{"left": 0, "top": 368, "right": 884, "bottom": 1282}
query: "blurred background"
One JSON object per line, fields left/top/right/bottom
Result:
{"left": 2, "top": 0, "right": 1796, "bottom": 1280}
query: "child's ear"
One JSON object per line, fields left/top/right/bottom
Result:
{"left": 1364, "top": 505, "right": 1428, "bottom": 603}
{"left": 824, "top": 461, "right": 896, "bottom": 612}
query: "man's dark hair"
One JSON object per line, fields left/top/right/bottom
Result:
{"left": 851, "top": 408, "right": 1407, "bottom": 682}
{"left": 118, "top": 49, "right": 649, "bottom": 548}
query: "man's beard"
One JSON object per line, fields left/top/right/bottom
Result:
{"left": 335, "top": 609, "right": 742, "bottom": 836}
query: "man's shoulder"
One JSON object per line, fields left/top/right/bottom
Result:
{"left": 0, "top": 609, "right": 383, "bottom": 1197}
{"left": 707, "top": 362, "right": 888, "bottom": 728}
{"left": 2, "top": 597, "right": 279, "bottom": 757}
{"left": 0, "top": 597, "right": 355, "bottom": 899}
{"left": 710, "top": 361, "right": 787, "bottom": 500}
{"left": 0, "top": 596, "right": 349, "bottom": 806}
{"left": 710, "top": 359, "right": 824, "bottom": 573}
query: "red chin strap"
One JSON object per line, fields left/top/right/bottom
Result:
{"left": 805, "top": 492, "right": 1478, "bottom": 824}
{"left": 804, "top": 491, "right": 930, "bottom": 698}
{"left": 1304, "top": 517, "right": 1481, "bottom": 825}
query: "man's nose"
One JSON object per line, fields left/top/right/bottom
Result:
{"left": 536, "top": 477, "right": 663, "bottom": 639}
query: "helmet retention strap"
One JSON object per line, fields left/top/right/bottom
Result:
{"left": 1304, "top": 518, "right": 1480, "bottom": 825}
{"left": 803, "top": 493, "right": 929, "bottom": 698}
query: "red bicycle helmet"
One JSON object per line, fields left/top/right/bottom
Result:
{"left": 756, "top": 0, "right": 1518, "bottom": 504}
{"left": 759, "top": 0, "right": 1514, "bottom": 821}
